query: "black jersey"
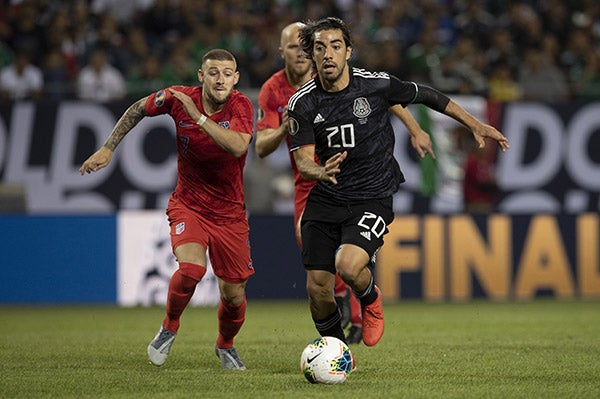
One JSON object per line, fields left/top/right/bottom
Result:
{"left": 288, "top": 67, "right": 419, "bottom": 201}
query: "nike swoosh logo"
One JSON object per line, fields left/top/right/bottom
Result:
{"left": 178, "top": 120, "right": 195, "bottom": 127}
{"left": 307, "top": 352, "right": 322, "bottom": 363}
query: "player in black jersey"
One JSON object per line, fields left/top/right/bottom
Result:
{"left": 287, "top": 17, "right": 509, "bottom": 347}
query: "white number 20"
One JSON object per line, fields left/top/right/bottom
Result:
{"left": 326, "top": 123, "right": 355, "bottom": 148}
{"left": 358, "top": 212, "right": 386, "bottom": 238}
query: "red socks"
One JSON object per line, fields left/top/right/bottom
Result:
{"left": 216, "top": 297, "right": 247, "bottom": 349}
{"left": 162, "top": 262, "right": 246, "bottom": 348}
{"left": 333, "top": 274, "right": 347, "bottom": 296}
{"left": 349, "top": 291, "right": 362, "bottom": 325}
{"left": 163, "top": 262, "right": 206, "bottom": 333}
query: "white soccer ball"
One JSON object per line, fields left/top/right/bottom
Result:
{"left": 300, "top": 336, "right": 354, "bottom": 384}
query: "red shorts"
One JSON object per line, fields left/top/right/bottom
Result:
{"left": 166, "top": 202, "right": 254, "bottom": 284}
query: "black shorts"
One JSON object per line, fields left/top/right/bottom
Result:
{"left": 300, "top": 196, "right": 394, "bottom": 273}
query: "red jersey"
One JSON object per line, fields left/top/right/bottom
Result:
{"left": 145, "top": 86, "right": 254, "bottom": 223}
{"left": 257, "top": 69, "right": 316, "bottom": 219}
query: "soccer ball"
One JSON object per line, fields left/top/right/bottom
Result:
{"left": 300, "top": 336, "right": 354, "bottom": 384}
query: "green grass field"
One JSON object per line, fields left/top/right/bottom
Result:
{"left": 1, "top": 300, "right": 599, "bottom": 399}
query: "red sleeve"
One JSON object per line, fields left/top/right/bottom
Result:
{"left": 257, "top": 78, "right": 282, "bottom": 131}
{"left": 229, "top": 93, "right": 255, "bottom": 137}
{"left": 145, "top": 87, "right": 177, "bottom": 116}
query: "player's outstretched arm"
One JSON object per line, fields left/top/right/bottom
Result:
{"left": 389, "top": 104, "right": 436, "bottom": 159}
{"left": 443, "top": 100, "right": 509, "bottom": 152}
{"left": 169, "top": 88, "right": 251, "bottom": 158}
{"left": 79, "top": 97, "right": 147, "bottom": 175}
{"left": 293, "top": 146, "right": 347, "bottom": 184}
{"left": 255, "top": 107, "right": 289, "bottom": 158}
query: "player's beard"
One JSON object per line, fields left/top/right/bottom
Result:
{"left": 291, "top": 60, "right": 311, "bottom": 78}
{"left": 206, "top": 88, "right": 232, "bottom": 106}
{"left": 320, "top": 62, "right": 345, "bottom": 84}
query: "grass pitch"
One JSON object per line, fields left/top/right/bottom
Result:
{"left": 1, "top": 300, "right": 599, "bottom": 399}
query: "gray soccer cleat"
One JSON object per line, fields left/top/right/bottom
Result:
{"left": 335, "top": 291, "right": 352, "bottom": 330}
{"left": 346, "top": 324, "right": 363, "bottom": 345}
{"left": 215, "top": 346, "right": 246, "bottom": 370}
{"left": 147, "top": 326, "right": 176, "bottom": 366}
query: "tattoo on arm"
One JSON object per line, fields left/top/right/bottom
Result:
{"left": 103, "top": 98, "right": 147, "bottom": 151}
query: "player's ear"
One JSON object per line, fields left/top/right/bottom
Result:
{"left": 233, "top": 71, "right": 240, "bottom": 85}
{"left": 197, "top": 69, "right": 204, "bottom": 84}
{"left": 346, "top": 46, "right": 352, "bottom": 61}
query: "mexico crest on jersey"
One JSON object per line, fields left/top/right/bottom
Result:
{"left": 353, "top": 97, "right": 371, "bottom": 118}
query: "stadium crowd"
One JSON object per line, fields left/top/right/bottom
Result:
{"left": 1, "top": 0, "right": 599, "bottom": 103}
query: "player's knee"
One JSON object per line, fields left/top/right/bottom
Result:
{"left": 219, "top": 281, "right": 246, "bottom": 306}
{"left": 179, "top": 262, "right": 207, "bottom": 282}
{"left": 336, "top": 262, "right": 362, "bottom": 285}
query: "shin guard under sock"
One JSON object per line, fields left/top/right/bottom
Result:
{"left": 353, "top": 272, "right": 378, "bottom": 307}
{"left": 314, "top": 308, "right": 346, "bottom": 344}
{"left": 217, "top": 297, "right": 247, "bottom": 349}
{"left": 163, "top": 262, "right": 207, "bottom": 333}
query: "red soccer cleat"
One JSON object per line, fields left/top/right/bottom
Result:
{"left": 361, "top": 286, "right": 384, "bottom": 346}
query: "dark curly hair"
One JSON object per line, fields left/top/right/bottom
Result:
{"left": 299, "top": 17, "right": 353, "bottom": 61}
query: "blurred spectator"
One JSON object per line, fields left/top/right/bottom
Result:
{"left": 485, "top": 28, "right": 520, "bottom": 75}
{"left": 389, "top": 2, "right": 422, "bottom": 48}
{"left": 90, "top": 0, "right": 154, "bottom": 25}
{"left": 406, "top": 18, "right": 450, "bottom": 83}
{"left": 453, "top": 0, "right": 495, "bottom": 48}
{"left": 375, "top": 38, "right": 410, "bottom": 78}
{"left": 4, "top": 0, "right": 45, "bottom": 65}
{"left": 0, "top": 48, "right": 43, "bottom": 100}
{"left": 245, "top": 23, "right": 282, "bottom": 87}
{"left": 538, "top": 0, "right": 572, "bottom": 48}
{"left": 573, "top": 51, "right": 600, "bottom": 100}
{"left": 488, "top": 62, "right": 522, "bottom": 102}
{"left": 518, "top": 47, "right": 569, "bottom": 104}
{"left": 126, "top": 54, "right": 168, "bottom": 100}
{"left": 44, "top": 7, "right": 80, "bottom": 81}
{"left": 76, "top": 47, "right": 126, "bottom": 102}
{"left": 139, "top": 0, "right": 185, "bottom": 57}
{"left": 560, "top": 28, "right": 597, "bottom": 94}
{"left": 2, "top": 1, "right": 599, "bottom": 100}
{"left": 122, "top": 26, "right": 152, "bottom": 76}
{"left": 540, "top": 33, "right": 562, "bottom": 66}
{"left": 160, "top": 45, "right": 197, "bottom": 87}
{"left": 90, "top": 12, "right": 129, "bottom": 74}
{"left": 42, "top": 48, "right": 71, "bottom": 100}
{"left": 496, "top": 2, "right": 541, "bottom": 56}
{"left": 430, "top": 34, "right": 487, "bottom": 95}
{"left": 70, "top": 0, "right": 95, "bottom": 68}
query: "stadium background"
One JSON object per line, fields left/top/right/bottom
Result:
{"left": 0, "top": 0, "right": 598, "bottom": 304}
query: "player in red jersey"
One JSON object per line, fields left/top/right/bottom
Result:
{"left": 80, "top": 49, "right": 253, "bottom": 370}
{"left": 256, "top": 23, "right": 436, "bottom": 344}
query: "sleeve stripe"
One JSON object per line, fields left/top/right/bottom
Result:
{"left": 409, "top": 81, "right": 419, "bottom": 104}
{"left": 288, "top": 80, "right": 316, "bottom": 110}
{"left": 289, "top": 143, "right": 315, "bottom": 153}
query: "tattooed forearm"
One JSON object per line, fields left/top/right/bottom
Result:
{"left": 103, "top": 98, "right": 148, "bottom": 151}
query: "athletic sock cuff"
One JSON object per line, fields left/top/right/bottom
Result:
{"left": 314, "top": 309, "right": 342, "bottom": 331}
{"left": 178, "top": 262, "right": 207, "bottom": 282}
